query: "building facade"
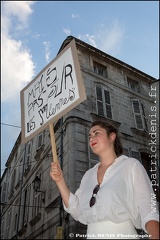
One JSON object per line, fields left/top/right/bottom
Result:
{"left": 1, "top": 36, "right": 159, "bottom": 239}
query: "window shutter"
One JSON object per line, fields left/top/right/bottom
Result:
{"left": 22, "top": 190, "right": 27, "bottom": 226}
{"left": 132, "top": 99, "right": 143, "bottom": 129}
{"left": 104, "top": 90, "right": 112, "bottom": 119}
{"left": 97, "top": 102, "right": 104, "bottom": 116}
{"left": 96, "top": 85, "right": 103, "bottom": 101}
{"left": 104, "top": 90, "right": 110, "bottom": 104}
{"left": 1, "top": 182, "right": 7, "bottom": 203}
{"left": 93, "top": 61, "right": 107, "bottom": 77}
{"left": 32, "top": 193, "right": 41, "bottom": 218}
{"left": 37, "top": 132, "right": 43, "bottom": 149}
{"left": 132, "top": 100, "right": 141, "bottom": 113}
{"left": 18, "top": 165, "right": 22, "bottom": 182}
{"left": 23, "top": 186, "right": 30, "bottom": 226}
{"left": 141, "top": 103, "right": 148, "bottom": 131}
{"left": 10, "top": 169, "right": 16, "bottom": 191}
{"left": 26, "top": 142, "right": 32, "bottom": 165}
{"left": 14, "top": 214, "right": 18, "bottom": 231}
{"left": 96, "top": 85, "right": 104, "bottom": 116}
{"left": 7, "top": 209, "right": 12, "bottom": 230}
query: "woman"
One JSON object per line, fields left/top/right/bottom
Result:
{"left": 50, "top": 119, "right": 159, "bottom": 239}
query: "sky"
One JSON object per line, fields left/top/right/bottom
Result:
{"left": 1, "top": 1, "right": 159, "bottom": 176}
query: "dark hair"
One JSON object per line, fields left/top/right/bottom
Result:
{"left": 91, "top": 120, "right": 123, "bottom": 157}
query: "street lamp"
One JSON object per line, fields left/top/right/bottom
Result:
{"left": 32, "top": 176, "right": 45, "bottom": 203}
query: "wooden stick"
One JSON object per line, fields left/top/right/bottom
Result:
{"left": 49, "top": 123, "right": 58, "bottom": 163}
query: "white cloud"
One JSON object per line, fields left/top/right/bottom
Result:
{"left": 78, "top": 20, "right": 125, "bottom": 56}
{"left": 2, "top": 1, "right": 35, "bottom": 32}
{"left": 97, "top": 20, "right": 125, "bottom": 55}
{"left": 43, "top": 41, "right": 51, "bottom": 63}
{"left": 71, "top": 13, "right": 79, "bottom": 18}
{"left": 32, "top": 33, "right": 41, "bottom": 39}
{"left": 1, "top": 1, "right": 36, "bottom": 102}
{"left": 1, "top": 34, "right": 35, "bottom": 101}
{"left": 63, "top": 27, "right": 71, "bottom": 35}
{"left": 78, "top": 34, "right": 97, "bottom": 48}
{"left": 1, "top": 1, "right": 36, "bottom": 175}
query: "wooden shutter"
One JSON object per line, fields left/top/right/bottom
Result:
{"left": 104, "top": 90, "right": 112, "bottom": 119}
{"left": 1, "top": 182, "right": 7, "bottom": 203}
{"left": 37, "top": 132, "right": 43, "bottom": 149}
{"left": 141, "top": 103, "right": 148, "bottom": 131}
{"left": 96, "top": 85, "right": 104, "bottom": 116}
{"left": 132, "top": 99, "right": 143, "bottom": 129}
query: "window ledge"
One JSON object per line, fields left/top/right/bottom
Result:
{"left": 34, "top": 145, "right": 44, "bottom": 160}
{"left": 8, "top": 190, "right": 14, "bottom": 200}
{"left": 45, "top": 197, "right": 60, "bottom": 213}
{"left": 29, "top": 213, "right": 41, "bottom": 226}
{"left": 130, "top": 127, "right": 149, "bottom": 138}
{"left": 23, "top": 165, "right": 31, "bottom": 176}
{"left": 18, "top": 224, "right": 27, "bottom": 236}
{"left": 15, "top": 179, "right": 22, "bottom": 189}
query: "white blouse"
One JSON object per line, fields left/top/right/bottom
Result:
{"left": 63, "top": 155, "right": 159, "bottom": 233}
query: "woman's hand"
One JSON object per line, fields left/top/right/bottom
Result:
{"left": 50, "top": 162, "right": 63, "bottom": 183}
{"left": 50, "top": 161, "right": 70, "bottom": 208}
{"left": 146, "top": 220, "right": 159, "bottom": 239}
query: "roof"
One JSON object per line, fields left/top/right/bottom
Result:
{"left": 58, "top": 35, "right": 157, "bottom": 83}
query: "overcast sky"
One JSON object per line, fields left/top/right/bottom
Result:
{"left": 1, "top": 1, "right": 159, "bottom": 175}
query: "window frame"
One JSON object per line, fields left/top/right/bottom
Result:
{"left": 131, "top": 99, "right": 148, "bottom": 131}
{"left": 37, "top": 131, "right": 44, "bottom": 150}
{"left": 123, "top": 147, "right": 142, "bottom": 162}
{"left": 32, "top": 192, "right": 42, "bottom": 218}
{"left": 25, "top": 141, "right": 32, "bottom": 167}
{"left": 127, "top": 77, "right": 141, "bottom": 93}
{"left": 95, "top": 84, "right": 113, "bottom": 119}
{"left": 93, "top": 61, "right": 107, "bottom": 78}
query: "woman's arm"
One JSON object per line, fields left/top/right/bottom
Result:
{"left": 146, "top": 220, "right": 159, "bottom": 239}
{"left": 132, "top": 161, "right": 159, "bottom": 238}
{"left": 50, "top": 162, "right": 70, "bottom": 208}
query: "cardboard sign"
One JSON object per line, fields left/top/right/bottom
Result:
{"left": 21, "top": 39, "right": 86, "bottom": 143}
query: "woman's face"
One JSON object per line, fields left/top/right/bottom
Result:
{"left": 89, "top": 125, "right": 115, "bottom": 156}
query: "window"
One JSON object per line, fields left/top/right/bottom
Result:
{"left": 15, "top": 155, "right": 23, "bottom": 187}
{"left": 1, "top": 182, "right": 7, "bottom": 203}
{"left": 131, "top": 99, "right": 148, "bottom": 131}
{"left": 37, "top": 132, "right": 44, "bottom": 149}
{"left": 7, "top": 209, "right": 12, "bottom": 235}
{"left": 10, "top": 169, "right": 16, "bottom": 192}
{"left": 18, "top": 162, "right": 22, "bottom": 182}
{"left": 123, "top": 148, "right": 141, "bottom": 162}
{"left": 93, "top": 61, "right": 107, "bottom": 78}
{"left": 14, "top": 214, "right": 18, "bottom": 231}
{"left": 22, "top": 186, "right": 30, "bottom": 227}
{"left": 96, "top": 85, "right": 112, "bottom": 119}
{"left": 32, "top": 193, "right": 41, "bottom": 218}
{"left": 127, "top": 77, "right": 140, "bottom": 93}
{"left": 25, "top": 141, "right": 32, "bottom": 167}
{"left": 1, "top": 219, "right": 4, "bottom": 239}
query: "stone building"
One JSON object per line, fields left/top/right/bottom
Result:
{"left": 1, "top": 36, "right": 159, "bottom": 239}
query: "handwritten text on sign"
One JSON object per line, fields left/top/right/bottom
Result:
{"left": 21, "top": 40, "right": 86, "bottom": 143}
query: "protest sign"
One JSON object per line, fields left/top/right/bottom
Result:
{"left": 20, "top": 39, "right": 86, "bottom": 162}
